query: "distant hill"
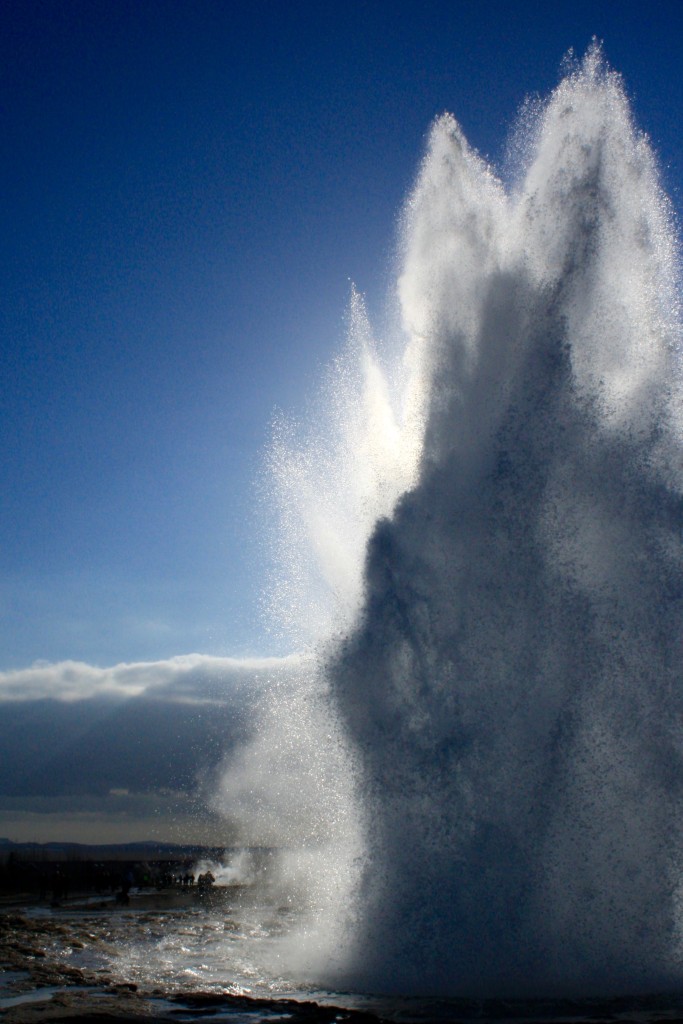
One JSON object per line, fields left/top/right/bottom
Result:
{"left": 0, "top": 837, "right": 233, "bottom": 861}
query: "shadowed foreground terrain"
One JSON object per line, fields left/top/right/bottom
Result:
{"left": 4, "top": 891, "right": 683, "bottom": 1024}
{"left": 0, "top": 896, "right": 389, "bottom": 1023}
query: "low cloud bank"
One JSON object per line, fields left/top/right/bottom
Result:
{"left": 0, "top": 652, "right": 307, "bottom": 844}
{"left": 0, "top": 652, "right": 303, "bottom": 703}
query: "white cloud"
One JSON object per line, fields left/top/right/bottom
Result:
{"left": 0, "top": 652, "right": 304, "bottom": 704}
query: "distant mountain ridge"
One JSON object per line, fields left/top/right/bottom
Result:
{"left": 0, "top": 837, "right": 230, "bottom": 860}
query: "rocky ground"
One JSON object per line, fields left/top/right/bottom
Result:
{"left": 0, "top": 902, "right": 385, "bottom": 1023}
{"left": 0, "top": 907, "right": 160, "bottom": 1021}
{"left": 5, "top": 898, "right": 683, "bottom": 1024}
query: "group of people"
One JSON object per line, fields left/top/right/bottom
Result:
{"left": 0, "top": 857, "right": 220, "bottom": 905}
{"left": 149, "top": 867, "right": 217, "bottom": 891}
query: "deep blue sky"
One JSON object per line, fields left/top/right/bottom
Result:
{"left": 3, "top": 0, "right": 683, "bottom": 670}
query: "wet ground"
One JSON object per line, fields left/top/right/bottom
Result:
{"left": 4, "top": 891, "right": 683, "bottom": 1024}
{"left": 0, "top": 888, "right": 387, "bottom": 1023}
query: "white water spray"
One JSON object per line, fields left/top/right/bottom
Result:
{"left": 220, "top": 45, "right": 683, "bottom": 997}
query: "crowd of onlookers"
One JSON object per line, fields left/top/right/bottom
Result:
{"left": 0, "top": 853, "right": 216, "bottom": 903}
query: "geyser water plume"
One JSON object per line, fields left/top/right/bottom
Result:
{"left": 222, "top": 45, "right": 683, "bottom": 998}
{"left": 332, "top": 47, "right": 683, "bottom": 996}
{"left": 266, "top": 285, "right": 427, "bottom": 651}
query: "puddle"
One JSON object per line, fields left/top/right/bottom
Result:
{"left": 0, "top": 970, "right": 30, "bottom": 992}
{"left": 0, "top": 986, "right": 60, "bottom": 1009}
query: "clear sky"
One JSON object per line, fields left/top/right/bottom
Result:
{"left": 3, "top": 0, "right": 683, "bottom": 671}
{"left": 1, "top": 1, "right": 683, "bottom": 843}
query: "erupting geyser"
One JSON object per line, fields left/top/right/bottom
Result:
{"left": 225, "top": 45, "right": 683, "bottom": 1000}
